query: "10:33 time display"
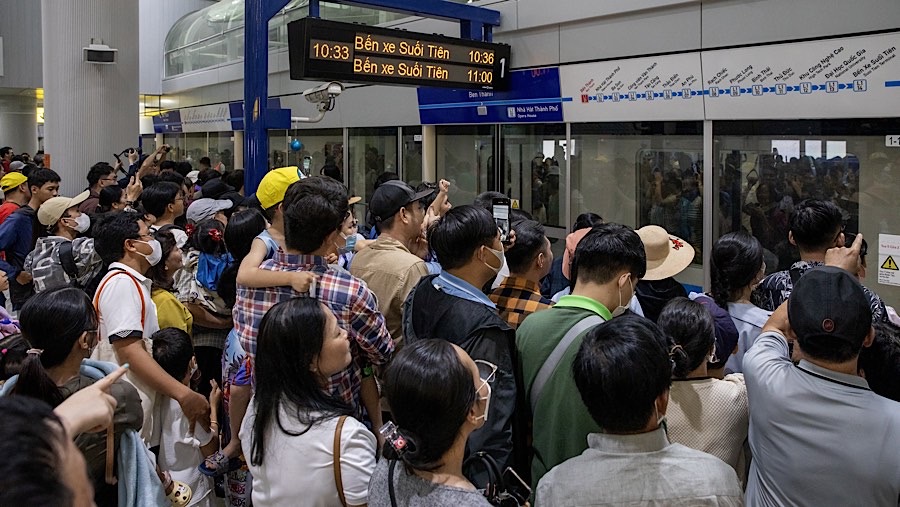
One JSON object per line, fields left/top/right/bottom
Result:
{"left": 311, "top": 40, "right": 352, "bottom": 61}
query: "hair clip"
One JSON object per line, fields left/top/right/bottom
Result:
{"left": 184, "top": 223, "right": 196, "bottom": 237}
{"left": 379, "top": 421, "right": 408, "bottom": 456}
{"left": 208, "top": 228, "right": 223, "bottom": 242}
{"left": 26, "top": 348, "right": 43, "bottom": 356}
{"left": 1, "top": 348, "right": 7, "bottom": 356}
{"left": 669, "top": 344, "right": 685, "bottom": 357}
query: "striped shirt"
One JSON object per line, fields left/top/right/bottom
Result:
{"left": 489, "top": 276, "right": 553, "bottom": 329}
{"left": 234, "top": 251, "right": 393, "bottom": 415}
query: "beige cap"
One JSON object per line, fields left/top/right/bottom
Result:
{"left": 38, "top": 191, "right": 90, "bottom": 226}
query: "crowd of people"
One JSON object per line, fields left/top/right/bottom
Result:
{"left": 0, "top": 141, "right": 898, "bottom": 507}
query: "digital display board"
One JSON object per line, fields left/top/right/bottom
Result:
{"left": 288, "top": 17, "right": 511, "bottom": 91}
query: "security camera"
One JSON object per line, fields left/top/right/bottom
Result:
{"left": 303, "top": 82, "right": 344, "bottom": 104}
{"left": 83, "top": 42, "right": 117, "bottom": 64}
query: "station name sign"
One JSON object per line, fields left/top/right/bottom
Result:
{"left": 288, "top": 17, "right": 511, "bottom": 90}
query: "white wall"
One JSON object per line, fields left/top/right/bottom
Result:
{"left": 156, "top": 0, "right": 900, "bottom": 128}
{"left": 0, "top": 0, "right": 43, "bottom": 89}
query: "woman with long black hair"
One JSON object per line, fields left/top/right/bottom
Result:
{"left": 11, "top": 287, "right": 144, "bottom": 506}
{"left": 710, "top": 231, "right": 772, "bottom": 373}
{"left": 368, "top": 339, "right": 492, "bottom": 506}
{"left": 240, "top": 297, "right": 376, "bottom": 506}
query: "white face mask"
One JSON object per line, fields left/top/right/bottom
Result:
{"left": 66, "top": 213, "right": 90, "bottom": 233}
{"left": 611, "top": 276, "right": 634, "bottom": 317}
{"left": 135, "top": 239, "right": 163, "bottom": 266}
{"left": 482, "top": 245, "right": 505, "bottom": 275}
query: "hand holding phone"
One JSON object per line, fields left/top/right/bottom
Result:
{"left": 492, "top": 197, "right": 511, "bottom": 243}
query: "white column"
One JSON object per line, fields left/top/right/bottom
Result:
{"left": 41, "top": 0, "right": 139, "bottom": 195}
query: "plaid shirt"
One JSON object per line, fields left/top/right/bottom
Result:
{"left": 753, "top": 260, "right": 886, "bottom": 322}
{"left": 234, "top": 251, "right": 394, "bottom": 415}
{"left": 489, "top": 276, "right": 553, "bottom": 329}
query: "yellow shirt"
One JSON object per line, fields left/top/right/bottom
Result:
{"left": 151, "top": 288, "right": 194, "bottom": 335}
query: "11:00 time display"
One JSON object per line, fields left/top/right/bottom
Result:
{"left": 467, "top": 69, "right": 493, "bottom": 84}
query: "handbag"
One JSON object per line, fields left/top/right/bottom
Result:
{"left": 462, "top": 452, "right": 530, "bottom": 507}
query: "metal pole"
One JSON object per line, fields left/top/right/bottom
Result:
{"left": 244, "top": 0, "right": 290, "bottom": 194}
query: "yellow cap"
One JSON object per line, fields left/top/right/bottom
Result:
{"left": 0, "top": 171, "right": 27, "bottom": 192}
{"left": 256, "top": 167, "right": 303, "bottom": 209}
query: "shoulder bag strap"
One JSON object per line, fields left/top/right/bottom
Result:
{"left": 58, "top": 241, "right": 79, "bottom": 280}
{"left": 388, "top": 460, "right": 398, "bottom": 507}
{"left": 530, "top": 315, "right": 604, "bottom": 414}
{"left": 92, "top": 269, "right": 146, "bottom": 330}
{"left": 333, "top": 415, "right": 348, "bottom": 507}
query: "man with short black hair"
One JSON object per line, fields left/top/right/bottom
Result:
{"left": 754, "top": 198, "right": 886, "bottom": 321}
{"left": 536, "top": 315, "right": 743, "bottom": 506}
{"left": 0, "top": 167, "right": 61, "bottom": 308}
{"left": 92, "top": 212, "right": 210, "bottom": 440}
{"left": 350, "top": 180, "right": 433, "bottom": 343}
{"left": 516, "top": 222, "right": 646, "bottom": 488}
{"left": 744, "top": 264, "right": 900, "bottom": 506}
{"left": 234, "top": 176, "right": 393, "bottom": 417}
{"left": 402, "top": 204, "right": 520, "bottom": 478}
{"left": 80, "top": 162, "right": 118, "bottom": 213}
{"left": 141, "top": 181, "right": 188, "bottom": 247}
{"left": 489, "top": 219, "right": 553, "bottom": 329}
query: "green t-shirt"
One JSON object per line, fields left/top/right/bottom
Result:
{"left": 516, "top": 295, "right": 610, "bottom": 490}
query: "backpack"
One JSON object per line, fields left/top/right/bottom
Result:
{"left": 58, "top": 241, "right": 108, "bottom": 297}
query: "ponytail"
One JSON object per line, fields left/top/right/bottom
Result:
{"left": 658, "top": 298, "right": 715, "bottom": 379}
{"left": 13, "top": 349, "right": 65, "bottom": 407}
{"left": 669, "top": 344, "right": 692, "bottom": 378}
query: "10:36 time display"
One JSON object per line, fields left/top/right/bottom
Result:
{"left": 311, "top": 40, "right": 352, "bottom": 61}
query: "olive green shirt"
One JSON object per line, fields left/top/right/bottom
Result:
{"left": 515, "top": 295, "right": 610, "bottom": 490}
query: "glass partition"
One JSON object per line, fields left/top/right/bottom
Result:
{"left": 162, "top": 134, "right": 185, "bottom": 164}
{"left": 348, "top": 127, "right": 398, "bottom": 203}
{"left": 435, "top": 125, "right": 496, "bottom": 208}
{"left": 140, "top": 135, "right": 157, "bottom": 156}
{"left": 570, "top": 122, "right": 704, "bottom": 263}
{"left": 184, "top": 133, "right": 209, "bottom": 170}
{"left": 713, "top": 119, "right": 900, "bottom": 306}
{"left": 288, "top": 128, "right": 344, "bottom": 181}
{"left": 501, "top": 124, "right": 568, "bottom": 228}
{"left": 268, "top": 130, "right": 289, "bottom": 170}
{"left": 401, "top": 126, "right": 423, "bottom": 186}
{"left": 209, "top": 132, "right": 235, "bottom": 171}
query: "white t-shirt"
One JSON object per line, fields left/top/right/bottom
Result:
{"left": 239, "top": 400, "right": 377, "bottom": 507}
{"left": 153, "top": 396, "right": 215, "bottom": 507}
{"left": 92, "top": 263, "right": 161, "bottom": 440}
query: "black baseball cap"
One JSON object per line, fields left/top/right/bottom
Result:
{"left": 788, "top": 266, "right": 872, "bottom": 345}
{"left": 368, "top": 180, "right": 434, "bottom": 223}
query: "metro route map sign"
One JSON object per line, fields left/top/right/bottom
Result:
{"left": 288, "top": 17, "right": 511, "bottom": 90}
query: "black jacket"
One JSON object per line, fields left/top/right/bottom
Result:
{"left": 402, "top": 274, "right": 525, "bottom": 482}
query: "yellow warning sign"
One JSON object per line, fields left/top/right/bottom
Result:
{"left": 882, "top": 255, "right": 899, "bottom": 270}
{"left": 511, "top": 199, "right": 520, "bottom": 209}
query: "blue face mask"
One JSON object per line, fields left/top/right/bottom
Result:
{"left": 197, "top": 252, "right": 233, "bottom": 291}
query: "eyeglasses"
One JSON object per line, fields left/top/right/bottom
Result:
{"left": 475, "top": 359, "right": 497, "bottom": 385}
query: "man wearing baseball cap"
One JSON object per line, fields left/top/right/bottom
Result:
{"left": 0, "top": 171, "right": 29, "bottom": 225}
{"left": 25, "top": 191, "right": 102, "bottom": 293}
{"left": 350, "top": 180, "right": 433, "bottom": 343}
{"left": 744, "top": 247, "right": 900, "bottom": 506}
